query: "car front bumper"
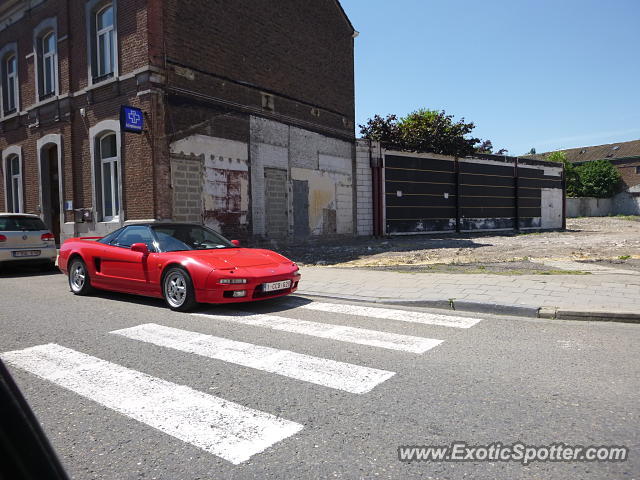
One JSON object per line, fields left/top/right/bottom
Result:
{"left": 196, "top": 272, "right": 301, "bottom": 304}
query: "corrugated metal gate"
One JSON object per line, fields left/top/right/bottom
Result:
{"left": 384, "top": 152, "right": 563, "bottom": 234}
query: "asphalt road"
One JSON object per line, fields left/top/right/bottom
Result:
{"left": 1, "top": 267, "right": 639, "bottom": 479}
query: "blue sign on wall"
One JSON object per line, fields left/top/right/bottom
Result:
{"left": 120, "top": 105, "right": 144, "bottom": 133}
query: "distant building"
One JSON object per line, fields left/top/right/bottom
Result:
{"left": 528, "top": 139, "right": 640, "bottom": 215}
{"left": 0, "top": 0, "right": 357, "bottom": 244}
{"left": 527, "top": 139, "right": 640, "bottom": 191}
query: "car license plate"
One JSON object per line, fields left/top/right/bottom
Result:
{"left": 262, "top": 280, "right": 292, "bottom": 292}
{"left": 12, "top": 250, "right": 41, "bottom": 258}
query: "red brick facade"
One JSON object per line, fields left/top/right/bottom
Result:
{"left": 0, "top": 0, "right": 356, "bottom": 242}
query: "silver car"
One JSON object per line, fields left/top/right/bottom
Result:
{"left": 0, "top": 213, "right": 57, "bottom": 270}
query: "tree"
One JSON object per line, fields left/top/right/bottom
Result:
{"left": 576, "top": 160, "right": 621, "bottom": 198}
{"left": 358, "top": 114, "right": 401, "bottom": 147}
{"left": 359, "top": 109, "right": 489, "bottom": 157}
{"left": 528, "top": 148, "right": 536, "bottom": 155}
{"left": 547, "top": 151, "right": 581, "bottom": 197}
{"left": 476, "top": 140, "right": 493, "bottom": 154}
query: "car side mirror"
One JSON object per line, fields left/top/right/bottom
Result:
{"left": 131, "top": 243, "right": 149, "bottom": 255}
{"left": 231, "top": 240, "right": 240, "bottom": 246}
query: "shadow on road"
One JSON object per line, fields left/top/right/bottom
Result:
{"left": 0, "top": 265, "right": 61, "bottom": 278}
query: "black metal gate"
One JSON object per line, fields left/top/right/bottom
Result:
{"left": 384, "top": 152, "right": 562, "bottom": 234}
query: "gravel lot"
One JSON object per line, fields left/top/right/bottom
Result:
{"left": 281, "top": 217, "right": 640, "bottom": 272}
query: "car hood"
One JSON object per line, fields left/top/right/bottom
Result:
{"left": 184, "top": 248, "right": 291, "bottom": 269}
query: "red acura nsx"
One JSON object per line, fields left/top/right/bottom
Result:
{"left": 58, "top": 223, "right": 300, "bottom": 311}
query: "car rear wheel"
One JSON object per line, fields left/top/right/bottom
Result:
{"left": 68, "top": 258, "right": 93, "bottom": 295}
{"left": 163, "top": 267, "right": 197, "bottom": 312}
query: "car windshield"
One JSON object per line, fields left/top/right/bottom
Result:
{"left": 0, "top": 216, "right": 47, "bottom": 231}
{"left": 151, "top": 225, "right": 235, "bottom": 252}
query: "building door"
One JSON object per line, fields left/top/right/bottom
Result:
{"left": 264, "top": 168, "right": 288, "bottom": 239}
{"left": 40, "top": 145, "right": 61, "bottom": 244}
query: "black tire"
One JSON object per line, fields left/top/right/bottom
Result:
{"left": 68, "top": 258, "right": 94, "bottom": 295}
{"left": 162, "top": 266, "right": 197, "bottom": 312}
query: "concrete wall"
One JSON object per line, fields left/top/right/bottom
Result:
{"left": 566, "top": 197, "right": 614, "bottom": 217}
{"left": 250, "top": 116, "right": 354, "bottom": 241}
{"left": 567, "top": 186, "right": 640, "bottom": 217}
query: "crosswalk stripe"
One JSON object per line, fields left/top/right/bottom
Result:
{"left": 296, "top": 302, "right": 482, "bottom": 329}
{"left": 111, "top": 323, "right": 395, "bottom": 394}
{"left": 1, "top": 343, "right": 302, "bottom": 465}
{"left": 192, "top": 312, "right": 443, "bottom": 354}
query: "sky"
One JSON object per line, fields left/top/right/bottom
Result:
{"left": 340, "top": 0, "right": 640, "bottom": 156}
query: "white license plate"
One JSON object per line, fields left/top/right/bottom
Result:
{"left": 13, "top": 250, "right": 41, "bottom": 258}
{"left": 262, "top": 280, "right": 292, "bottom": 292}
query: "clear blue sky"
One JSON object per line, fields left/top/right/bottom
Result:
{"left": 340, "top": 0, "right": 640, "bottom": 155}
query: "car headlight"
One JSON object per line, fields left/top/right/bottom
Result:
{"left": 219, "top": 278, "right": 248, "bottom": 284}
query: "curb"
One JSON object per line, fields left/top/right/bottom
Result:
{"left": 297, "top": 290, "right": 640, "bottom": 323}
{"left": 539, "top": 307, "right": 640, "bottom": 324}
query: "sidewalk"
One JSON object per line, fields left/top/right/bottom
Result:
{"left": 297, "top": 267, "right": 640, "bottom": 322}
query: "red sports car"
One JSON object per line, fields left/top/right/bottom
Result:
{"left": 58, "top": 223, "right": 300, "bottom": 311}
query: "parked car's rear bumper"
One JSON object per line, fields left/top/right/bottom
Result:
{"left": 0, "top": 245, "right": 57, "bottom": 264}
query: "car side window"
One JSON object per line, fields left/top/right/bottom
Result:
{"left": 112, "top": 226, "right": 156, "bottom": 251}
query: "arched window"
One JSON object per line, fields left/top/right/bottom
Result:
{"left": 2, "top": 53, "right": 18, "bottom": 114}
{"left": 96, "top": 4, "right": 114, "bottom": 78}
{"left": 5, "top": 154, "right": 23, "bottom": 213}
{"left": 98, "top": 132, "right": 119, "bottom": 221}
{"left": 41, "top": 31, "right": 56, "bottom": 97}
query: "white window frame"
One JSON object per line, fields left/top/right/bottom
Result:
{"left": 89, "top": 119, "right": 122, "bottom": 224}
{"left": 33, "top": 17, "right": 59, "bottom": 101}
{"left": 96, "top": 5, "right": 114, "bottom": 78}
{"left": 86, "top": 0, "right": 118, "bottom": 85}
{"left": 0, "top": 42, "right": 19, "bottom": 117}
{"left": 42, "top": 33, "right": 56, "bottom": 95}
{"left": 2, "top": 146, "right": 23, "bottom": 213}
{"left": 99, "top": 133, "right": 119, "bottom": 222}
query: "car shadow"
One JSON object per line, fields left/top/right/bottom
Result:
{"left": 0, "top": 265, "right": 62, "bottom": 278}
{"left": 84, "top": 290, "right": 311, "bottom": 315}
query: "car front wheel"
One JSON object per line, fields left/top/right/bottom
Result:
{"left": 68, "top": 258, "right": 94, "bottom": 295}
{"left": 163, "top": 267, "right": 197, "bottom": 312}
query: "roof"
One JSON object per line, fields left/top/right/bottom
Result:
{"left": 526, "top": 139, "right": 640, "bottom": 164}
{"left": 333, "top": 0, "right": 357, "bottom": 35}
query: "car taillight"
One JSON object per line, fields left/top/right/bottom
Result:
{"left": 0, "top": 234, "right": 6, "bottom": 242}
{"left": 41, "top": 233, "right": 55, "bottom": 242}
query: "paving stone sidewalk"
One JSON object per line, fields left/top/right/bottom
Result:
{"left": 297, "top": 267, "right": 640, "bottom": 318}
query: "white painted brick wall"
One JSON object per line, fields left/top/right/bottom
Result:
{"left": 355, "top": 139, "right": 374, "bottom": 235}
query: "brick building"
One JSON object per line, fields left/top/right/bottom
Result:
{"left": 528, "top": 139, "right": 640, "bottom": 191}
{"left": 0, "top": 0, "right": 357, "bottom": 244}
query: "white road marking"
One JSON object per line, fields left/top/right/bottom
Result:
{"left": 1, "top": 343, "right": 302, "bottom": 465}
{"left": 297, "top": 302, "right": 482, "bottom": 329}
{"left": 192, "top": 312, "right": 443, "bottom": 354}
{"left": 111, "top": 323, "right": 395, "bottom": 394}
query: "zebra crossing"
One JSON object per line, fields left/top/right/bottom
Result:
{"left": 1, "top": 300, "right": 483, "bottom": 465}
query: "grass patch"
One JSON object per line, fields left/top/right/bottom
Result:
{"left": 613, "top": 215, "right": 640, "bottom": 221}
{"left": 619, "top": 255, "right": 631, "bottom": 260}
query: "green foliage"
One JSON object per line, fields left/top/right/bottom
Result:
{"left": 359, "top": 109, "right": 502, "bottom": 157}
{"left": 546, "top": 152, "right": 621, "bottom": 197}
{"left": 576, "top": 160, "right": 621, "bottom": 198}
{"left": 547, "top": 151, "right": 581, "bottom": 197}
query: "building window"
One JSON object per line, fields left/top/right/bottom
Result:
{"left": 2, "top": 53, "right": 18, "bottom": 114}
{"left": 97, "top": 132, "right": 119, "bottom": 221}
{"left": 39, "top": 31, "right": 57, "bottom": 98}
{"left": 5, "top": 154, "right": 23, "bottom": 213}
{"left": 87, "top": 1, "right": 117, "bottom": 83}
{"left": 636, "top": 166, "right": 640, "bottom": 175}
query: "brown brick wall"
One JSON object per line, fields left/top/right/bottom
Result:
{"left": 164, "top": 0, "right": 355, "bottom": 135}
{"left": 0, "top": 0, "right": 157, "bottom": 223}
{"left": 615, "top": 160, "right": 640, "bottom": 190}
